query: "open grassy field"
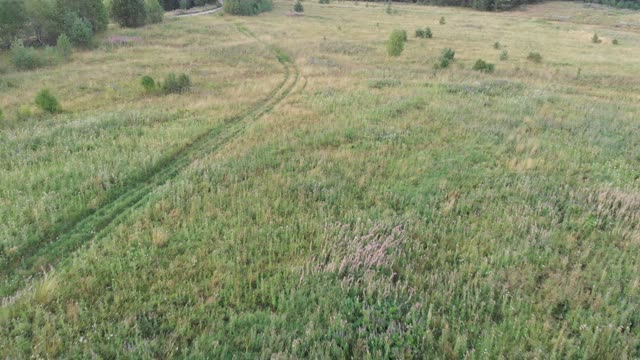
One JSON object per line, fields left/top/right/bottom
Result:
{"left": 1, "top": 0, "right": 640, "bottom": 357}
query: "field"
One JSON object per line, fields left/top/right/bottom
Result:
{"left": 1, "top": 0, "right": 640, "bottom": 357}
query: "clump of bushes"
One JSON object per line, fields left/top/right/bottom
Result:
{"left": 224, "top": 0, "right": 273, "bottom": 15}
{"left": 527, "top": 52, "right": 542, "bottom": 63}
{"left": 35, "top": 89, "right": 62, "bottom": 113}
{"left": 319, "top": 0, "right": 329, "bottom": 4}
{"left": 473, "top": 59, "right": 495, "bottom": 73}
{"left": 293, "top": 0, "right": 304, "bottom": 12}
{"left": 141, "top": 75, "right": 157, "bottom": 93}
{"left": 146, "top": 0, "right": 165, "bottom": 24}
{"left": 10, "top": 40, "right": 59, "bottom": 71}
{"left": 161, "top": 73, "right": 192, "bottom": 94}
{"left": 368, "top": 78, "right": 401, "bottom": 89}
{"left": 111, "top": 0, "right": 148, "bottom": 28}
{"left": 591, "top": 33, "right": 602, "bottom": 44}
{"left": 612, "top": 39, "right": 619, "bottom": 45}
{"left": 56, "top": 34, "right": 73, "bottom": 60}
{"left": 439, "top": 16, "right": 446, "bottom": 25}
{"left": 387, "top": 29, "right": 406, "bottom": 57}
{"left": 436, "top": 48, "right": 455, "bottom": 69}
{"left": 415, "top": 27, "right": 432, "bottom": 39}
{"left": 499, "top": 50, "right": 509, "bottom": 61}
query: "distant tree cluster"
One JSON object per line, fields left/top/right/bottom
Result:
{"left": 364, "top": 0, "right": 639, "bottom": 11}
{"left": 159, "top": 0, "right": 219, "bottom": 10}
{"left": 0, "top": 0, "right": 165, "bottom": 48}
{"left": 223, "top": 0, "right": 273, "bottom": 15}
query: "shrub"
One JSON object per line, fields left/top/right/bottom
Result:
{"left": 224, "top": 0, "right": 272, "bottom": 15}
{"left": 10, "top": 40, "right": 54, "bottom": 70}
{"left": 162, "top": 73, "right": 191, "bottom": 94}
{"left": 319, "top": 0, "right": 329, "bottom": 3}
{"left": 436, "top": 48, "right": 455, "bottom": 68}
{"left": 0, "top": 108, "right": 3, "bottom": 122}
{"left": 64, "top": 12, "right": 94, "bottom": 47}
{"left": 0, "top": 0, "right": 28, "bottom": 47}
{"left": 293, "top": 0, "right": 304, "bottom": 12}
{"left": 17, "top": 105, "right": 33, "bottom": 121}
{"left": 473, "top": 59, "right": 495, "bottom": 73}
{"left": 612, "top": 39, "right": 619, "bottom": 45}
{"left": 141, "top": 75, "right": 156, "bottom": 92}
{"left": 56, "top": 34, "right": 73, "bottom": 60}
{"left": 493, "top": 41, "right": 501, "bottom": 49}
{"left": 35, "top": 89, "right": 62, "bottom": 113}
{"left": 591, "top": 33, "right": 601, "bottom": 43}
{"left": 111, "top": 0, "right": 147, "bottom": 28}
{"left": 415, "top": 28, "right": 425, "bottom": 38}
{"left": 499, "top": 50, "right": 508, "bottom": 61}
{"left": 55, "top": 0, "right": 109, "bottom": 33}
{"left": 439, "top": 16, "right": 445, "bottom": 25}
{"left": 424, "top": 27, "right": 432, "bottom": 38}
{"left": 527, "top": 52, "right": 542, "bottom": 63}
{"left": 387, "top": 29, "right": 405, "bottom": 57}
{"left": 146, "top": 0, "right": 164, "bottom": 24}
{"left": 368, "top": 78, "right": 401, "bottom": 89}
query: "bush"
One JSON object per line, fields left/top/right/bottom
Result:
{"left": 141, "top": 75, "right": 156, "bottom": 92}
{"left": 56, "top": 33, "right": 73, "bottom": 59}
{"left": 387, "top": 30, "right": 405, "bottom": 57}
{"left": 439, "top": 16, "right": 445, "bottom": 25}
{"left": 473, "top": 59, "right": 495, "bottom": 73}
{"left": 612, "top": 39, "right": 619, "bottom": 45}
{"left": 527, "top": 52, "right": 542, "bottom": 63}
{"left": 35, "top": 89, "right": 62, "bottom": 113}
{"left": 493, "top": 41, "right": 501, "bottom": 49}
{"left": 319, "top": 0, "right": 329, "bottom": 3}
{"left": 592, "top": 33, "right": 601, "bottom": 44}
{"left": 0, "top": 108, "right": 3, "bottom": 122}
{"left": 436, "top": 48, "right": 455, "bottom": 68}
{"left": 111, "top": 0, "right": 147, "bottom": 28}
{"left": 146, "top": 0, "right": 164, "bottom": 24}
{"left": 162, "top": 73, "right": 191, "bottom": 94}
{"left": 293, "top": 0, "right": 304, "bottom": 12}
{"left": 416, "top": 27, "right": 432, "bottom": 38}
{"left": 17, "top": 105, "right": 33, "bottom": 121}
{"left": 224, "top": 0, "right": 272, "bottom": 15}
{"left": 55, "top": 0, "right": 109, "bottom": 33}
{"left": 64, "top": 12, "right": 94, "bottom": 47}
{"left": 499, "top": 50, "right": 508, "bottom": 61}
{"left": 0, "top": 0, "right": 28, "bottom": 47}
{"left": 11, "top": 40, "right": 43, "bottom": 70}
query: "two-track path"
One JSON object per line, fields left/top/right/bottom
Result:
{"left": 1, "top": 23, "right": 299, "bottom": 304}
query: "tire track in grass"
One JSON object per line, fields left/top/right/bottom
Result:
{"left": 0, "top": 24, "right": 299, "bottom": 299}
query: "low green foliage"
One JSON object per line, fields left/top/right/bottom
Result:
{"left": 415, "top": 27, "right": 432, "bottom": 38}
{"left": 56, "top": 34, "right": 73, "bottom": 60}
{"left": 499, "top": 50, "right": 509, "bottom": 61}
{"left": 294, "top": 0, "right": 304, "bottom": 12}
{"left": 527, "top": 51, "right": 542, "bottom": 63}
{"left": 494, "top": 41, "right": 501, "bottom": 49}
{"left": 473, "top": 59, "right": 495, "bottom": 73}
{"left": 436, "top": 47, "right": 455, "bottom": 68}
{"left": 319, "top": 0, "right": 329, "bottom": 4}
{"left": 64, "top": 12, "right": 94, "bottom": 47}
{"left": 146, "top": 0, "right": 165, "bottom": 24}
{"left": 612, "top": 38, "right": 619, "bottom": 45}
{"left": 440, "top": 16, "right": 446, "bottom": 24}
{"left": 387, "top": 29, "right": 406, "bottom": 57}
{"left": 10, "top": 40, "right": 59, "bottom": 71}
{"left": 592, "top": 33, "right": 602, "bottom": 43}
{"left": 224, "top": 0, "right": 273, "bottom": 15}
{"left": 35, "top": 89, "right": 62, "bottom": 113}
{"left": 368, "top": 78, "right": 401, "bottom": 89}
{"left": 141, "top": 75, "right": 157, "bottom": 92}
{"left": 162, "top": 73, "right": 192, "bottom": 94}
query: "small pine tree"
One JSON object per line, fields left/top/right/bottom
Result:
{"left": 64, "top": 13, "right": 94, "bottom": 47}
{"left": 387, "top": 29, "right": 405, "bottom": 57}
{"left": 56, "top": 34, "right": 73, "bottom": 60}
{"left": 612, "top": 39, "right": 619, "bottom": 45}
{"left": 294, "top": 0, "right": 304, "bottom": 12}
{"left": 527, "top": 52, "right": 542, "bottom": 63}
{"left": 424, "top": 27, "right": 432, "bottom": 38}
{"left": 493, "top": 42, "right": 501, "bottom": 49}
{"left": 141, "top": 75, "right": 156, "bottom": 92}
{"left": 111, "top": 0, "right": 147, "bottom": 28}
{"left": 592, "top": 33, "right": 601, "bottom": 44}
{"left": 145, "top": 0, "right": 164, "bottom": 24}
{"left": 35, "top": 89, "right": 62, "bottom": 113}
{"left": 499, "top": 50, "right": 508, "bottom": 61}
{"left": 439, "top": 16, "right": 445, "bottom": 25}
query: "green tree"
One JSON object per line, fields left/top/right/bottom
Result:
{"left": 146, "top": 0, "right": 165, "bottom": 24}
{"left": 55, "top": 0, "right": 108, "bottom": 33}
{"left": 111, "top": 0, "right": 147, "bottom": 28}
{"left": 387, "top": 29, "right": 405, "bottom": 57}
{"left": 0, "top": 0, "right": 27, "bottom": 46}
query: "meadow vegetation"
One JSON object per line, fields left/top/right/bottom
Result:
{"left": 0, "top": 0, "right": 639, "bottom": 358}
